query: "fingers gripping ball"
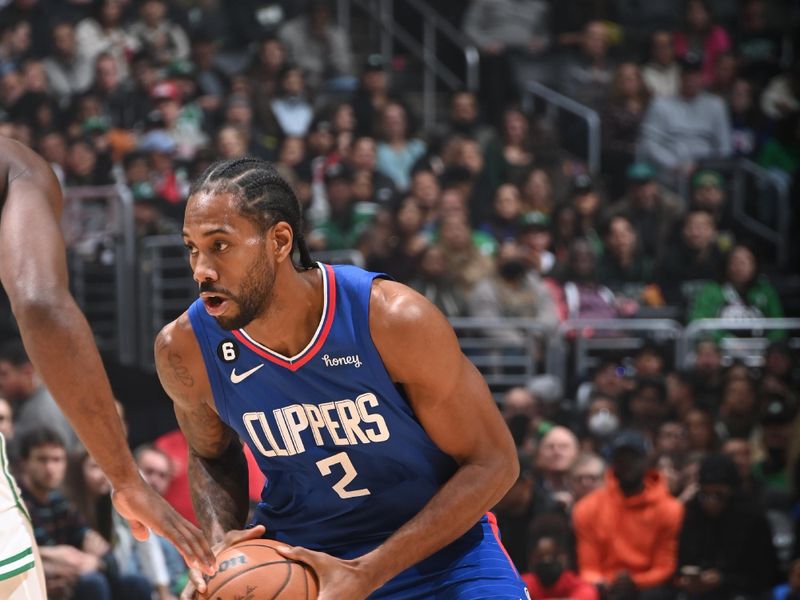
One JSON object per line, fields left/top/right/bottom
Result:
{"left": 204, "top": 540, "right": 319, "bottom": 599}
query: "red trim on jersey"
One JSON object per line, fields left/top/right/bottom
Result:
{"left": 487, "top": 511, "right": 519, "bottom": 573}
{"left": 232, "top": 264, "right": 337, "bottom": 372}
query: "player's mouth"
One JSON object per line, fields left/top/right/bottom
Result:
{"left": 201, "top": 293, "right": 231, "bottom": 317}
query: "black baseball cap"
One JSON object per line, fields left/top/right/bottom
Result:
{"left": 572, "top": 174, "right": 594, "bottom": 195}
{"left": 610, "top": 430, "right": 651, "bottom": 458}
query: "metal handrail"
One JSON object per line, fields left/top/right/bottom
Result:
{"left": 679, "top": 318, "right": 800, "bottom": 366}
{"left": 63, "top": 184, "right": 137, "bottom": 364}
{"left": 449, "top": 317, "right": 555, "bottom": 332}
{"left": 400, "top": 0, "right": 480, "bottom": 91}
{"left": 677, "top": 157, "right": 791, "bottom": 267}
{"left": 522, "top": 80, "right": 602, "bottom": 174}
{"left": 336, "top": 0, "right": 479, "bottom": 131}
{"left": 552, "top": 318, "right": 684, "bottom": 382}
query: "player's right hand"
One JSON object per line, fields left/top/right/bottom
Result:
{"left": 181, "top": 525, "right": 267, "bottom": 600}
{"left": 112, "top": 477, "right": 216, "bottom": 576}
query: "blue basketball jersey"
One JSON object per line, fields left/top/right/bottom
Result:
{"left": 187, "top": 263, "right": 460, "bottom": 553}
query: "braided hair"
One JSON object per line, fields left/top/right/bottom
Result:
{"left": 189, "top": 156, "right": 315, "bottom": 269}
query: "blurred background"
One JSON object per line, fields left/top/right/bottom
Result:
{"left": 1, "top": 0, "right": 799, "bottom": 598}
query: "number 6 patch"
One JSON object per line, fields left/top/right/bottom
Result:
{"left": 217, "top": 340, "right": 239, "bottom": 363}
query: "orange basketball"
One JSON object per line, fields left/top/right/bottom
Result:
{"left": 203, "top": 540, "right": 319, "bottom": 599}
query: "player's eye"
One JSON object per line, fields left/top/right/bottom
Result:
{"left": 213, "top": 240, "right": 230, "bottom": 253}
{"left": 184, "top": 244, "right": 198, "bottom": 257}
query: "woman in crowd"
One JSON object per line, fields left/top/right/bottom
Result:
{"left": 479, "top": 183, "right": 525, "bottom": 245}
{"left": 65, "top": 447, "right": 176, "bottom": 600}
{"left": 382, "top": 196, "right": 430, "bottom": 283}
{"left": 485, "top": 107, "right": 538, "bottom": 189}
{"left": 520, "top": 166, "right": 557, "bottom": 215}
{"left": 376, "top": 101, "right": 426, "bottom": 191}
{"left": 674, "top": 0, "right": 732, "bottom": 85}
{"left": 597, "top": 215, "right": 658, "bottom": 311}
{"left": 690, "top": 244, "right": 784, "bottom": 333}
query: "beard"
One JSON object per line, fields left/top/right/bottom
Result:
{"left": 206, "top": 252, "right": 276, "bottom": 331}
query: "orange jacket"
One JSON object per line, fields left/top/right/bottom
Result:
{"left": 572, "top": 469, "right": 684, "bottom": 589}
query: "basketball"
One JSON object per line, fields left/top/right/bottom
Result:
{"left": 203, "top": 540, "right": 319, "bottom": 599}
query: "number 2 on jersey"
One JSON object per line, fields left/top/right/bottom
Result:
{"left": 316, "top": 452, "right": 371, "bottom": 499}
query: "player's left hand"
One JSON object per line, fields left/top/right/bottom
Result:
{"left": 112, "top": 477, "right": 216, "bottom": 576}
{"left": 276, "top": 545, "right": 377, "bottom": 600}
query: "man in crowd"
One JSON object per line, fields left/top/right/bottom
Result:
{"left": 677, "top": 453, "right": 778, "bottom": 599}
{"left": 573, "top": 430, "right": 683, "bottom": 599}
{"left": 135, "top": 444, "right": 188, "bottom": 596}
{"left": 568, "top": 453, "right": 606, "bottom": 505}
{"left": 535, "top": 426, "right": 580, "bottom": 511}
{"left": 606, "top": 162, "right": 682, "bottom": 261}
{"left": 0, "top": 339, "right": 78, "bottom": 451}
{"left": 18, "top": 428, "right": 151, "bottom": 600}
{"left": 558, "top": 21, "right": 615, "bottom": 111}
{"left": 278, "top": 0, "right": 354, "bottom": 91}
{"left": 657, "top": 209, "right": 727, "bottom": 308}
{"left": 42, "top": 22, "right": 93, "bottom": 101}
{"left": 638, "top": 55, "right": 732, "bottom": 185}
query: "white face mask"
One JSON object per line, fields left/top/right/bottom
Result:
{"left": 588, "top": 409, "right": 619, "bottom": 437}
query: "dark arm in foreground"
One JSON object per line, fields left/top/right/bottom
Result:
{"left": 0, "top": 136, "right": 213, "bottom": 572}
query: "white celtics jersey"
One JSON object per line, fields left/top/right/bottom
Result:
{"left": 0, "top": 433, "right": 22, "bottom": 514}
{"left": 0, "top": 433, "right": 36, "bottom": 580}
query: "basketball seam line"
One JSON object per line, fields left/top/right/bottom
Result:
{"left": 206, "top": 560, "right": 294, "bottom": 597}
{"left": 270, "top": 561, "right": 293, "bottom": 600}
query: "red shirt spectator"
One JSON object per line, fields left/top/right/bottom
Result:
{"left": 522, "top": 571, "right": 599, "bottom": 600}
{"left": 521, "top": 526, "right": 599, "bottom": 600}
{"left": 155, "top": 429, "right": 266, "bottom": 526}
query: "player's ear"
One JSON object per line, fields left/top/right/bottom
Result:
{"left": 271, "top": 221, "right": 294, "bottom": 263}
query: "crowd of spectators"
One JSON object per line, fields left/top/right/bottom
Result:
{"left": 0, "top": 0, "right": 799, "bottom": 598}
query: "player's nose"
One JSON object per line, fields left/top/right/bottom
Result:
{"left": 192, "top": 254, "right": 218, "bottom": 283}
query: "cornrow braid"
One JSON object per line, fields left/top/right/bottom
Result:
{"left": 190, "top": 156, "right": 315, "bottom": 269}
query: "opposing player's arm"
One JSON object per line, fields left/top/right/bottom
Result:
{"left": 0, "top": 139, "right": 139, "bottom": 483}
{"left": 0, "top": 136, "right": 213, "bottom": 571}
{"left": 154, "top": 316, "right": 249, "bottom": 545}
{"left": 356, "top": 279, "right": 518, "bottom": 587}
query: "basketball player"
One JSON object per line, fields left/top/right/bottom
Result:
{"left": 159, "top": 157, "right": 528, "bottom": 599}
{"left": 0, "top": 136, "right": 214, "bottom": 597}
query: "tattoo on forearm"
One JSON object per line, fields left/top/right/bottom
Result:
{"left": 188, "top": 441, "right": 249, "bottom": 541}
{"left": 167, "top": 350, "right": 194, "bottom": 387}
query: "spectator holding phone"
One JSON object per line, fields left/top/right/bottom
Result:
{"left": 677, "top": 454, "right": 778, "bottom": 600}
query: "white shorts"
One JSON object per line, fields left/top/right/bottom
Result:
{"left": 0, "top": 508, "right": 45, "bottom": 599}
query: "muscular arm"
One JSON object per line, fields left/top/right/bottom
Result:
{"left": 0, "top": 138, "right": 138, "bottom": 486}
{"left": 354, "top": 280, "right": 518, "bottom": 589}
{"left": 0, "top": 137, "right": 213, "bottom": 570}
{"left": 155, "top": 317, "right": 249, "bottom": 545}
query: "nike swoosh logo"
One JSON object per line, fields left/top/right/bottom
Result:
{"left": 230, "top": 364, "right": 264, "bottom": 384}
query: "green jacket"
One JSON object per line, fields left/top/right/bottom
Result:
{"left": 312, "top": 202, "right": 378, "bottom": 251}
{"left": 690, "top": 277, "right": 785, "bottom": 340}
